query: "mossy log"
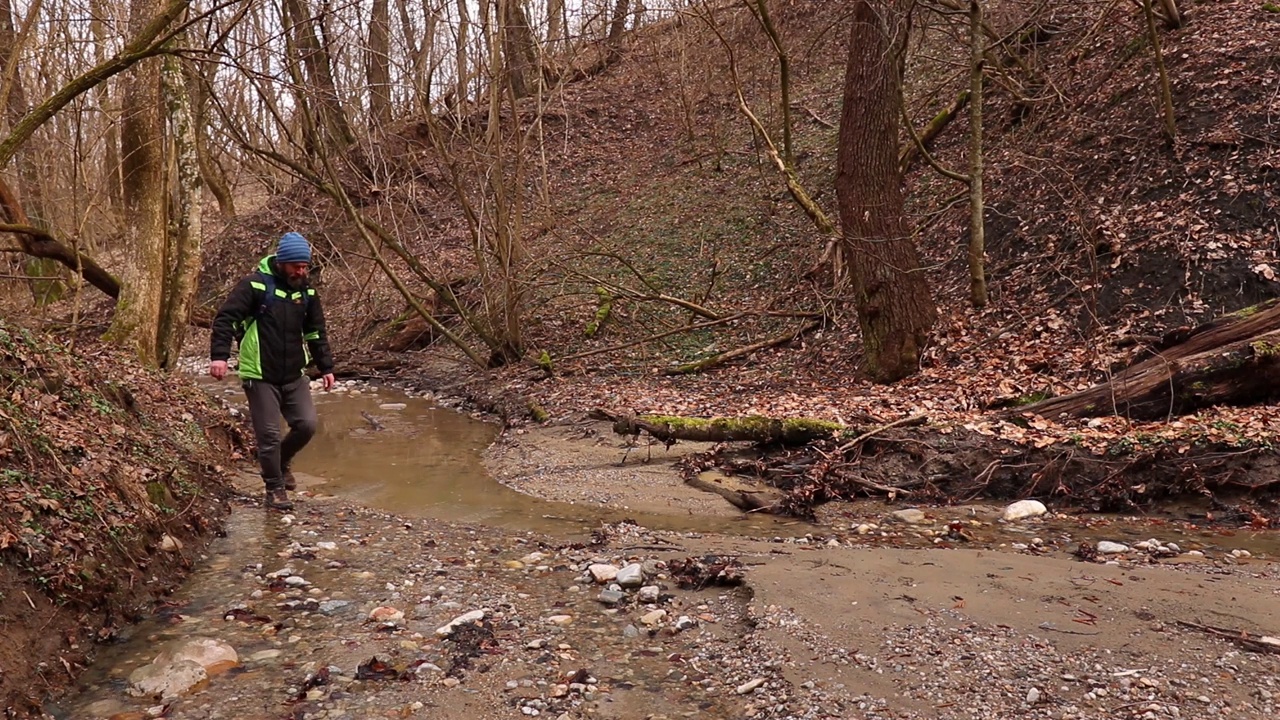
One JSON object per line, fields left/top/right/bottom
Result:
{"left": 1020, "top": 301, "right": 1280, "bottom": 419}
{"left": 589, "top": 408, "right": 843, "bottom": 445}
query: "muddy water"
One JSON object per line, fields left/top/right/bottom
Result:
{"left": 247, "top": 384, "right": 808, "bottom": 537}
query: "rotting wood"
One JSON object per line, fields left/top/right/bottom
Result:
{"left": 1018, "top": 301, "right": 1280, "bottom": 419}
{"left": 589, "top": 408, "right": 844, "bottom": 446}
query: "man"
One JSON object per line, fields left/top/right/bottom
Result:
{"left": 210, "top": 232, "right": 335, "bottom": 511}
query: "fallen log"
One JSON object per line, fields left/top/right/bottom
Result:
{"left": 588, "top": 408, "right": 844, "bottom": 445}
{"left": 686, "top": 469, "right": 783, "bottom": 512}
{"left": 1019, "top": 301, "right": 1280, "bottom": 419}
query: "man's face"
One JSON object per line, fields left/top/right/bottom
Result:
{"left": 281, "top": 261, "right": 309, "bottom": 287}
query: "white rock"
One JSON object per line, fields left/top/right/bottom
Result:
{"left": 588, "top": 564, "right": 619, "bottom": 584}
{"left": 1002, "top": 500, "right": 1047, "bottom": 522}
{"left": 1096, "top": 541, "right": 1129, "bottom": 554}
{"left": 615, "top": 563, "right": 645, "bottom": 588}
{"left": 887, "top": 508, "right": 928, "bottom": 525}
{"left": 736, "top": 678, "right": 766, "bottom": 695}
{"left": 1026, "top": 687, "right": 1042, "bottom": 704}
{"left": 435, "top": 609, "right": 487, "bottom": 637}
{"left": 284, "top": 576, "right": 308, "bottom": 587}
{"left": 521, "top": 552, "right": 548, "bottom": 564}
{"left": 547, "top": 614, "right": 573, "bottom": 626}
{"left": 159, "top": 534, "right": 183, "bottom": 552}
{"left": 128, "top": 660, "right": 207, "bottom": 698}
{"left": 379, "top": 403, "right": 407, "bottom": 410}
{"left": 855, "top": 524, "right": 875, "bottom": 535}
{"left": 638, "top": 585, "right": 660, "bottom": 603}
{"left": 316, "top": 541, "right": 338, "bottom": 551}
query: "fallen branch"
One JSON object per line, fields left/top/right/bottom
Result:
{"left": 836, "top": 413, "right": 929, "bottom": 453}
{"left": 0, "top": 180, "right": 120, "bottom": 298}
{"left": 663, "top": 321, "right": 818, "bottom": 375}
{"left": 1175, "top": 620, "right": 1280, "bottom": 654}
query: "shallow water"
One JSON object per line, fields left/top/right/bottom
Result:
{"left": 230, "top": 382, "right": 810, "bottom": 537}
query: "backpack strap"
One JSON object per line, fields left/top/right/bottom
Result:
{"left": 235, "top": 271, "right": 314, "bottom": 343}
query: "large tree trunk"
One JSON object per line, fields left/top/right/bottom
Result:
{"left": 1020, "top": 301, "right": 1280, "bottom": 420}
{"left": 836, "top": 0, "right": 937, "bottom": 383}
{"left": 104, "top": 0, "right": 169, "bottom": 365}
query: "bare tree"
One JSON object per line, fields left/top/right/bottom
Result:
{"left": 967, "top": 0, "right": 986, "bottom": 307}
{"left": 367, "top": 0, "right": 393, "bottom": 131}
{"left": 836, "top": 0, "right": 936, "bottom": 382}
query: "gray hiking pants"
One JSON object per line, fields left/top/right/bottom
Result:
{"left": 243, "top": 375, "right": 318, "bottom": 490}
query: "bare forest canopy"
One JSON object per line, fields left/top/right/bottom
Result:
{"left": 0, "top": 0, "right": 1276, "bottom": 422}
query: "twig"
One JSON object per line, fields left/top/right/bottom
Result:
{"left": 837, "top": 414, "right": 929, "bottom": 453}
{"left": 791, "top": 102, "right": 835, "bottom": 129}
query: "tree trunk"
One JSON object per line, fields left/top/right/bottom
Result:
{"left": 0, "top": 0, "right": 46, "bottom": 229}
{"left": 156, "top": 54, "right": 202, "bottom": 370}
{"left": 105, "top": 0, "right": 169, "bottom": 366}
{"left": 281, "top": 0, "right": 354, "bottom": 152}
{"left": 184, "top": 56, "right": 235, "bottom": 217}
{"left": 455, "top": 0, "right": 471, "bottom": 109}
{"left": 546, "top": 0, "right": 564, "bottom": 52}
{"left": 836, "top": 0, "right": 937, "bottom": 383}
{"left": 367, "top": 0, "right": 393, "bottom": 132}
{"left": 500, "top": 0, "right": 540, "bottom": 100}
{"left": 90, "top": 0, "right": 123, "bottom": 210}
{"left": 967, "top": 0, "right": 987, "bottom": 308}
{"left": 1018, "top": 301, "right": 1280, "bottom": 420}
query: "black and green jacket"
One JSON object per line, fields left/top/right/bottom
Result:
{"left": 210, "top": 256, "right": 334, "bottom": 384}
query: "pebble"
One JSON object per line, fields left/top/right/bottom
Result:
{"left": 1096, "top": 541, "right": 1129, "bottom": 554}
{"left": 435, "top": 609, "right": 487, "bottom": 637}
{"left": 640, "top": 609, "right": 667, "bottom": 626}
{"left": 1026, "top": 687, "right": 1041, "bottom": 704}
{"left": 159, "top": 534, "right": 184, "bottom": 552}
{"left": 547, "top": 614, "right": 574, "bottom": 626}
{"left": 368, "top": 606, "right": 404, "bottom": 623}
{"left": 736, "top": 678, "right": 766, "bottom": 695}
{"left": 597, "top": 589, "right": 625, "bottom": 606}
{"left": 638, "top": 585, "right": 660, "bottom": 603}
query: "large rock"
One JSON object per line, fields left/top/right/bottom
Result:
{"left": 1002, "top": 500, "right": 1048, "bottom": 522}
{"left": 1096, "top": 541, "right": 1129, "bottom": 554}
{"left": 128, "top": 659, "right": 207, "bottom": 698}
{"left": 154, "top": 637, "right": 238, "bottom": 674}
{"left": 615, "top": 563, "right": 645, "bottom": 588}
{"left": 588, "top": 564, "right": 619, "bottom": 584}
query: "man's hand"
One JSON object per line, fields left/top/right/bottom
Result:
{"left": 210, "top": 360, "right": 228, "bottom": 380}
{"left": 322, "top": 373, "right": 336, "bottom": 390}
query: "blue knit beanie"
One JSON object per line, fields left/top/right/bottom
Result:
{"left": 276, "top": 232, "right": 311, "bottom": 264}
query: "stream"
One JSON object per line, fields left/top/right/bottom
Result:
{"left": 50, "top": 381, "right": 1280, "bottom": 719}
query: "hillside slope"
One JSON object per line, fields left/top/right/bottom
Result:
{"left": 0, "top": 323, "right": 244, "bottom": 712}
{"left": 199, "top": 1, "right": 1277, "bottom": 430}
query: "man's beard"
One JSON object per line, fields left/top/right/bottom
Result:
{"left": 284, "top": 275, "right": 306, "bottom": 289}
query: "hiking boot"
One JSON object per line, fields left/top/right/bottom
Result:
{"left": 283, "top": 470, "right": 297, "bottom": 491}
{"left": 264, "top": 488, "right": 294, "bottom": 511}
